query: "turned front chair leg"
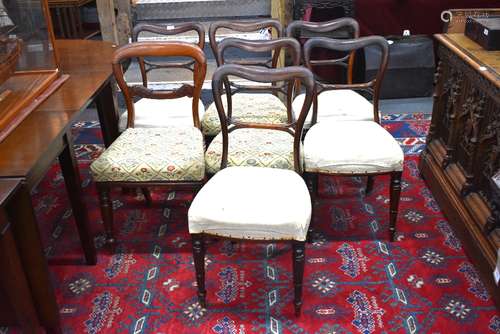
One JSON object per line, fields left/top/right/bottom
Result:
{"left": 389, "top": 172, "right": 403, "bottom": 242}
{"left": 292, "top": 240, "right": 306, "bottom": 317}
{"left": 191, "top": 233, "right": 207, "bottom": 307}
{"left": 97, "top": 185, "right": 115, "bottom": 244}
{"left": 366, "top": 175, "right": 374, "bottom": 195}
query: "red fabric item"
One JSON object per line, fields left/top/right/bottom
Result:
{"left": 309, "top": 0, "right": 500, "bottom": 36}
{"left": 355, "top": 0, "right": 500, "bottom": 36}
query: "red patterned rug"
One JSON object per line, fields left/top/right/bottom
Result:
{"left": 5, "top": 114, "right": 500, "bottom": 333}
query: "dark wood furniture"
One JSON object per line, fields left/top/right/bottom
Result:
{"left": 191, "top": 63, "right": 315, "bottom": 316}
{"left": 95, "top": 41, "right": 207, "bottom": 245}
{"left": 419, "top": 32, "right": 500, "bottom": 307}
{"left": 49, "top": 0, "right": 100, "bottom": 39}
{"left": 285, "top": 18, "right": 360, "bottom": 105}
{"left": 0, "top": 39, "right": 118, "bottom": 333}
{"left": 132, "top": 23, "right": 205, "bottom": 88}
{"left": 209, "top": 19, "right": 283, "bottom": 68}
{"left": 0, "top": 179, "right": 41, "bottom": 333}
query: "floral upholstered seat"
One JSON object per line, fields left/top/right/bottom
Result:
{"left": 201, "top": 93, "right": 288, "bottom": 136}
{"left": 204, "top": 128, "right": 299, "bottom": 174}
{"left": 90, "top": 127, "right": 205, "bottom": 182}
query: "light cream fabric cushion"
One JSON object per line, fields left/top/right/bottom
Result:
{"left": 188, "top": 166, "right": 311, "bottom": 241}
{"left": 202, "top": 93, "right": 288, "bottom": 136}
{"left": 205, "top": 128, "right": 299, "bottom": 174}
{"left": 304, "top": 121, "right": 404, "bottom": 174}
{"left": 292, "top": 90, "right": 375, "bottom": 128}
{"left": 118, "top": 97, "right": 205, "bottom": 131}
{"left": 90, "top": 127, "right": 205, "bottom": 182}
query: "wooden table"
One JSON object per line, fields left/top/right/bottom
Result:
{"left": 0, "top": 179, "right": 40, "bottom": 333}
{"left": 0, "top": 39, "right": 119, "bottom": 333}
{"left": 419, "top": 32, "right": 500, "bottom": 307}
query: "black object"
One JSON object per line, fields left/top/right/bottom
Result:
{"left": 293, "top": 0, "right": 354, "bottom": 20}
{"left": 465, "top": 16, "right": 500, "bottom": 51}
{"left": 365, "top": 35, "right": 435, "bottom": 99}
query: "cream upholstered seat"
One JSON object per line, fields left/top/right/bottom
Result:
{"left": 118, "top": 97, "right": 205, "bottom": 131}
{"left": 304, "top": 121, "right": 404, "bottom": 174}
{"left": 292, "top": 90, "right": 375, "bottom": 128}
{"left": 91, "top": 127, "right": 205, "bottom": 182}
{"left": 189, "top": 166, "right": 311, "bottom": 240}
{"left": 205, "top": 128, "right": 298, "bottom": 174}
{"left": 202, "top": 93, "right": 288, "bottom": 136}
{"left": 301, "top": 36, "right": 403, "bottom": 242}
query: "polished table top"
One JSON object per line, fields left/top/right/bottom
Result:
{"left": 0, "top": 40, "right": 116, "bottom": 180}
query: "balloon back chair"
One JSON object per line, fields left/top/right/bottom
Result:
{"left": 115, "top": 23, "right": 206, "bottom": 131}
{"left": 286, "top": 18, "right": 379, "bottom": 129}
{"left": 302, "top": 36, "right": 404, "bottom": 241}
{"left": 188, "top": 64, "right": 315, "bottom": 316}
{"left": 90, "top": 42, "right": 207, "bottom": 245}
{"left": 202, "top": 19, "right": 289, "bottom": 138}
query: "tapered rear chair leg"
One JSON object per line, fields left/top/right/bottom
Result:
{"left": 292, "top": 240, "right": 306, "bottom": 317}
{"left": 141, "top": 187, "right": 153, "bottom": 207}
{"left": 191, "top": 233, "right": 207, "bottom": 307}
{"left": 366, "top": 175, "right": 375, "bottom": 195}
{"left": 389, "top": 171, "right": 402, "bottom": 242}
{"left": 97, "top": 185, "right": 115, "bottom": 244}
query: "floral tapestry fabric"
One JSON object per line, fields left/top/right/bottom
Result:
{"left": 90, "top": 127, "right": 205, "bottom": 182}
{"left": 201, "top": 93, "right": 289, "bottom": 136}
{"left": 205, "top": 128, "right": 300, "bottom": 174}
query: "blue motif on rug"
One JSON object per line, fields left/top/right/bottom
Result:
{"left": 436, "top": 221, "right": 461, "bottom": 251}
{"left": 216, "top": 266, "right": 238, "bottom": 304}
{"left": 458, "top": 262, "right": 490, "bottom": 301}
{"left": 84, "top": 292, "right": 112, "bottom": 334}
{"left": 347, "top": 290, "right": 385, "bottom": 334}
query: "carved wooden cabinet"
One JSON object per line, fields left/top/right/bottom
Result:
{"left": 419, "top": 33, "right": 500, "bottom": 306}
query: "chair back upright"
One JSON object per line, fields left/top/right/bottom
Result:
{"left": 132, "top": 23, "right": 205, "bottom": 87}
{"left": 303, "top": 36, "right": 389, "bottom": 124}
{"left": 209, "top": 19, "right": 283, "bottom": 68}
{"left": 211, "top": 64, "right": 315, "bottom": 173}
{"left": 112, "top": 42, "right": 207, "bottom": 129}
{"left": 216, "top": 37, "right": 301, "bottom": 122}
{"left": 285, "top": 18, "right": 360, "bottom": 84}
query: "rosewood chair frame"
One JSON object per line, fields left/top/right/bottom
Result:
{"left": 96, "top": 42, "right": 207, "bottom": 244}
{"left": 191, "top": 64, "right": 315, "bottom": 316}
{"left": 215, "top": 37, "right": 302, "bottom": 124}
{"left": 303, "top": 36, "right": 402, "bottom": 241}
{"left": 208, "top": 20, "right": 284, "bottom": 122}
{"left": 285, "top": 18, "right": 360, "bottom": 109}
{"left": 132, "top": 23, "right": 205, "bottom": 88}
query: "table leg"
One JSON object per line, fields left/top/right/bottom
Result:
{"left": 0, "top": 209, "right": 41, "bottom": 333}
{"left": 6, "top": 184, "right": 62, "bottom": 334}
{"left": 59, "top": 132, "right": 97, "bottom": 265}
{"left": 96, "top": 80, "right": 120, "bottom": 147}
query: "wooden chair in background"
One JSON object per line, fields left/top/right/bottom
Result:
{"left": 188, "top": 63, "right": 315, "bottom": 316}
{"left": 202, "top": 19, "right": 287, "bottom": 138}
{"left": 90, "top": 41, "right": 207, "bottom": 245}
{"left": 116, "top": 23, "right": 206, "bottom": 132}
{"left": 286, "top": 18, "right": 374, "bottom": 129}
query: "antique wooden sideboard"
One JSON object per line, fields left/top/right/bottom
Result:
{"left": 419, "top": 32, "right": 500, "bottom": 306}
